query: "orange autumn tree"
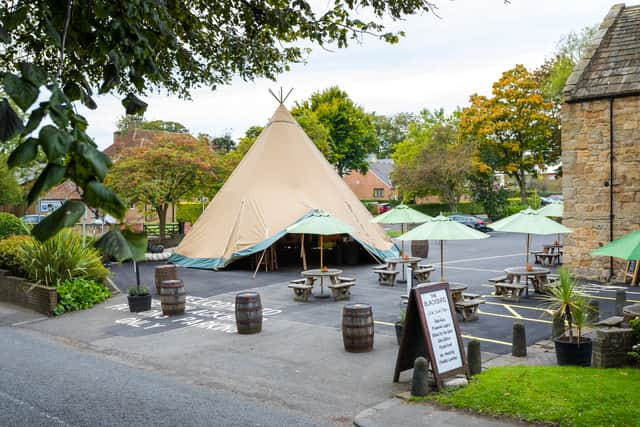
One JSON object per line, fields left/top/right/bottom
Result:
{"left": 106, "top": 135, "right": 218, "bottom": 239}
{"left": 460, "top": 64, "right": 560, "bottom": 203}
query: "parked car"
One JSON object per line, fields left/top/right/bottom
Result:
{"left": 541, "top": 194, "right": 563, "bottom": 206}
{"left": 448, "top": 214, "right": 492, "bottom": 232}
{"left": 21, "top": 214, "right": 45, "bottom": 224}
{"left": 378, "top": 203, "right": 392, "bottom": 214}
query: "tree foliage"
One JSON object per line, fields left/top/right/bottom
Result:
{"left": 459, "top": 65, "right": 560, "bottom": 203}
{"left": 391, "top": 110, "right": 471, "bottom": 211}
{"left": 292, "top": 87, "right": 378, "bottom": 176}
{"left": 0, "top": 0, "right": 436, "bottom": 257}
{"left": 117, "top": 114, "right": 188, "bottom": 135}
{"left": 373, "top": 112, "right": 416, "bottom": 158}
{"left": 105, "top": 136, "right": 218, "bottom": 239}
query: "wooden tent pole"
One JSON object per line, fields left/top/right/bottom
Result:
{"left": 252, "top": 248, "right": 267, "bottom": 279}
{"left": 300, "top": 234, "right": 307, "bottom": 270}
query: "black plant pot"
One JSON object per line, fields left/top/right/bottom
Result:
{"left": 395, "top": 322, "right": 404, "bottom": 345}
{"left": 128, "top": 294, "right": 152, "bottom": 313}
{"left": 554, "top": 336, "right": 593, "bottom": 366}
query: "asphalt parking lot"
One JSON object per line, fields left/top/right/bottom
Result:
{"left": 109, "top": 231, "right": 626, "bottom": 355}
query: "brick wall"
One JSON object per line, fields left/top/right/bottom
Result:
{"left": 343, "top": 170, "right": 395, "bottom": 200}
{"left": 561, "top": 95, "right": 640, "bottom": 281}
{"left": 0, "top": 269, "right": 57, "bottom": 315}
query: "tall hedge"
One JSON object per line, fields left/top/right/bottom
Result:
{"left": 0, "top": 212, "right": 28, "bottom": 240}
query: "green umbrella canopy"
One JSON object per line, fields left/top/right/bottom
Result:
{"left": 537, "top": 202, "right": 563, "bottom": 218}
{"left": 397, "top": 215, "right": 488, "bottom": 281}
{"left": 398, "top": 215, "right": 490, "bottom": 241}
{"left": 286, "top": 209, "right": 355, "bottom": 235}
{"left": 490, "top": 208, "right": 572, "bottom": 235}
{"left": 371, "top": 204, "right": 432, "bottom": 224}
{"left": 591, "top": 229, "right": 640, "bottom": 260}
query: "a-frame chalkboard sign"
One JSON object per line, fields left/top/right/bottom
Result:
{"left": 393, "top": 282, "right": 468, "bottom": 390}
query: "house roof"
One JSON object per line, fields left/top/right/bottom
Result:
{"left": 564, "top": 3, "right": 640, "bottom": 102}
{"left": 368, "top": 159, "right": 394, "bottom": 188}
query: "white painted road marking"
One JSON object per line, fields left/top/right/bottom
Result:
{"left": 0, "top": 389, "right": 70, "bottom": 426}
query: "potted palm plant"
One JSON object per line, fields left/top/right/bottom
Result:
{"left": 546, "top": 268, "right": 593, "bottom": 366}
{"left": 127, "top": 260, "right": 151, "bottom": 312}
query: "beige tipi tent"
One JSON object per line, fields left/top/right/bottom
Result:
{"left": 170, "top": 103, "right": 397, "bottom": 269}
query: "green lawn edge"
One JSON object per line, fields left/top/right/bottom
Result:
{"left": 415, "top": 366, "right": 640, "bottom": 427}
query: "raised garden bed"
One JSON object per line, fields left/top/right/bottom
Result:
{"left": 0, "top": 269, "right": 57, "bottom": 315}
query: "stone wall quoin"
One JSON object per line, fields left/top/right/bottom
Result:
{"left": 562, "top": 95, "right": 640, "bottom": 281}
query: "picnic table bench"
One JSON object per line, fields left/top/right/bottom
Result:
{"left": 375, "top": 269, "right": 399, "bottom": 286}
{"left": 488, "top": 275, "right": 508, "bottom": 283}
{"left": 288, "top": 279, "right": 313, "bottom": 302}
{"left": 328, "top": 280, "right": 355, "bottom": 301}
{"left": 493, "top": 282, "right": 527, "bottom": 302}
{"left": 455, "top": 298, "right": 485, "bottom": 321}
{"left": 413, "top": 267, "right": 433, "bottom": 283}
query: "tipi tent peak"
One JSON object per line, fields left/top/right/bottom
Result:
{"left": 170, "top": 103, "right": 397, "bottom": 269}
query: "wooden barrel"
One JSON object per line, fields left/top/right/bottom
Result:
{"left": 155, "top": 264, "right": 178, "bottom": 294}
{"left": 411, "top": 240, "right": 429, "bottom": 259}
{"left": 159, "top": 279, "right": 186, "bottom": 315}
{"left": 235, "top": 292, "right": 262, "bottom": 334}
{"left": 342, "top": 303, "right": 374, "bottom": 353}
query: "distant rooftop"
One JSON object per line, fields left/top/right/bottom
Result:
{"left": 368, "top": 159, "right": 394, "bottom": 188}
{"left": 564, "top": 3, "right": 640, "bottom": 102}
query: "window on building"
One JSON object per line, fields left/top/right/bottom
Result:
{"left": 373, "top": 188, "right": 385, "bottom": 198}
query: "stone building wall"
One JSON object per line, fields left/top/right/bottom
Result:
{"left": 562, "top": 95, "right": 640, "bottom": 281}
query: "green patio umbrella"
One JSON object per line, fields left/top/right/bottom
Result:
{"left": 287, "top": 209, "right": 355, "bottom": 269}
{"left": 537, "top": 201, "right": 564, "bottom": 244}
{"left": 591, "top": 229, "right": 640, "bottom": 260}
{"left": 490, "top": 208, "right": 572, "bottom": 268}
{"left": 371, "top": 204, "right": 432, "bottom": 257}
{"left": 398, "top": 215, "right": 489, "bottom": 281}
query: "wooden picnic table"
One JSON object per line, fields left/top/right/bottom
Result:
{"left": 504, "top": 266, "right": 550, "bottom": 295}
{"left": 447, "top": 282, "right": 468, "bottom": 303}
{"left": 301, "top": 268, "right": 342, "bottom": 299}
{"left": 385, "top": 256, "right": 421, "bottom": 283}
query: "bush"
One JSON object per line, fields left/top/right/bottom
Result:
{"left": 21, "top": 229, "right": 109, "bottom": 287}
{"left": 0, "top": 235, "right": 31, "bottom": 277}
{"left": 0, "top": 212, "right": 28, "bottom": 240}
{"left": 409, "top": 202, "right": 482, "bottom": 217}
{"left": 176, "top": 202, "right": 208, "bottom": 224}
{"left": 53, "top": 278, "right": 111, "bottom": 315}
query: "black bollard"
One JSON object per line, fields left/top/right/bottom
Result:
{"left": 467, "top": 340, "right": 482, "bottom": 376}
{"left": 411, "top": 357, "right": 430, "bottom": 397}
{"left": 512, "top": 322, "right": 527, "bottom": 357}
{"left": 552, "top": 313, "right": 565, "bottom": 339}
{"left": 615, "top": 289, "right": 627, "bottom": 316}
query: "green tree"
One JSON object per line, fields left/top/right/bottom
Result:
{"left": 0, "top": 156, "right": 22, "bottom": 205}
{"left": 292, "top": 87, "right": 378, "bottom": 176}
{"left": 200, "top": 133, "right": 235, "bottom": 153}
{"left": 291, "top": 109, "right": 332, "bottom": 158}
{"left": 0, "top": 1, "right": 436, "bottom": 253}
{"left": 117, "top": 115, "right": 188, "bottom": 134}
{"left": 459, "top": 65, "right": 560, "bottom": 203}
{"left": 391, "top": 110, "right": 471, "bottom": 211}
{"left": 373, "top": 112, "right": 416, "bottom": 158}
{"left": 105, "top": 135, "right": 218, "bottom": 239}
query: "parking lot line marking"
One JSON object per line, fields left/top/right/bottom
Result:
{"left": 445, "top": 266, "right": 504, "bottom": 273}
{"left": 504, "top": 305, "right": 522, "bottom": 318}
{"left": 373, "top": 322, "right": 512, "bottom": 347}
{"left": 461, "top": 335, "right": 512, "bottom": 347}
{"left": 443, "top": 253, "right": 526, "bottom": 265}
{"left": 484, "top": 301, "right": 554, "bottom": 315}
{"left": 477, "top": 309, "right": 552, "bottom": 324}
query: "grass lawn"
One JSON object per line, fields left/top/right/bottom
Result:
{"left": 423, "top": 366, "right": 640, "bottom": 426}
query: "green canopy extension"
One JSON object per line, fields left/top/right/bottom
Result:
{"left": 537, "top": 202, "right": 563, "bottom": 218}
{"left": 371, "top": 204, "right": 432, "bottom": 256}
{"left": 591, "top": 229, "right": 640, "bottom": 261}
{"left": 398, "top": 215, "right": 489, "bottom": 281}
{"left": 490, "top": 208, "right": 572, "bottom": 268}
{"left": 286, "top": 209, "right": 355, "bottom": 269}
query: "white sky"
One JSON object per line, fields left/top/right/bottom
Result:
{"left": 83, "top": 0, "right": 616, "bottom": 150}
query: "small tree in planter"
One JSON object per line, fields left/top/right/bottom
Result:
{"left": 546, "top": 268, "right": 594, "bottom": 366}
{"left": 96, "top": 229, "right": 150, "bottom": 313}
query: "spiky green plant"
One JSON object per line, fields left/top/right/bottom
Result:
{"left": 20, "top": 229, "right": 109, "bottom": 287}
{"left": 570, "top": 296, "right": 591, "bottom": 345}
{"left": 545, "top": 268, "right": 592, "bottom": 342}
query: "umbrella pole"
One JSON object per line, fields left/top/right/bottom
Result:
{"left": 320, "top": 235, "right": 324, "bottom": 269}
{"left": 300, "top": 234, "right": 307, "bottom": 270}
{"left": 401, "top": 224, "right": 405, "bottom": 257}
{"left": 440, "top": 240, "right": 444, "bottom": 282}
{"left": 525, "top": 234, "right": 530, "bottom": 268}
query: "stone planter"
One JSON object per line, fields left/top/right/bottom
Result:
{"left": 0, "top": 269, "right": 57, "bottom": 315}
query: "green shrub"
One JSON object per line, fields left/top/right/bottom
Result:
{"left": 0, "top": 235, "right": 31, "bottom": 277}
{"left": 504, "top": 201, "right": 528, "bottom": 217}
{"left": 21, "top": 229, "right": 109, "bottom": 287}
{"left": 176, "top": 202, "right": 208, "bottom": 224}
{"left": 53, "top": 278, "right": 111, "bottom": 315}
{"left": 0, "top": 212, "right": 28, "bottom": 240}
{"left": 409, "top": 202, "right": 482, "bottom": 217}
